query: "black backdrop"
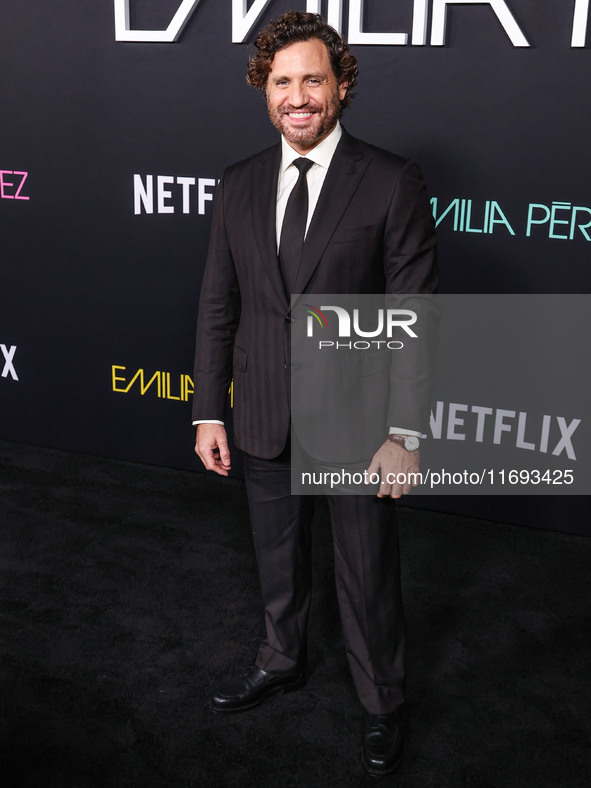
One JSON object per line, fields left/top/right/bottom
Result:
{"left": 2, "top": 1, "right": 590, "bottom": 532}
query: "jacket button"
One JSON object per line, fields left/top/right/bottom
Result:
{"left": 285, "top": 313, "right": 295, "bottom": 323}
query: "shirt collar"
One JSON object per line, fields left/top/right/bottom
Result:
{"left": 280, "top": 121, "right": 342, "bottom": 174}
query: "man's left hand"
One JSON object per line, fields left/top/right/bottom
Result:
{"left": 367, "top": 441, "right": 420, "bottom": 498}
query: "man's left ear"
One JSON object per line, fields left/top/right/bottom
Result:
{"left": 338, "top": 81, "right": 348, "bottom": 101}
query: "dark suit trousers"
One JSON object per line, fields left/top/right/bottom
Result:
{"left": 242, "top": 443, "right": 406, "bottom": 715}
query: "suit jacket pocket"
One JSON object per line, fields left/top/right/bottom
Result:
{"left": 331, "top": 223, "right": 379, "bottom": 244}
{"left": 346, "top": 350, "right": 390, "bottom": 379}
{"left": 233, "top": 345, "right": 248, "bottom": 373}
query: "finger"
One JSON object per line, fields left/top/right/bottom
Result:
{"left": 395, "top": 482, "right": 412, "bottom": 497}
{"left": 366, "top": 457, "right": 380, "bottom": 482}
{"left": 377, "top": 478, "right": 392, "bottom": 498}
{"left": 212, "top": 453, "right": 231, "bottom": 473}
{"left": 194, "top": 443, "right": 208, "bottom": 468}
{"left": 217, "top": 437, "right": 231, "bottom": 469}
{"left": 196, "top": 442, "right": 225, "bottom": 474}
{"left": 389, "top": 481, "right": 404, "bottom": 498}
{"left": 198, "top": 447, "right": 217, "bottom": 472}
{"left": 208, "top": 454, "right": 230, "bottom": 476}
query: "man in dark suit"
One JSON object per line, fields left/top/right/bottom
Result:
{"left": 193, "top": 11, "right": 437, "bottom": 776}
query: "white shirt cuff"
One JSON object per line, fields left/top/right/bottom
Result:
{"left": 389, "top": 427, "right": 422, "bottom": 438}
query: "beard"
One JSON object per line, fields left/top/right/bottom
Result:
{"left": 266, "top": 90, "right": 342, "bottom": 151}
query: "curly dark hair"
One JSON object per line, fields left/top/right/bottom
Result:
{"left": 247, "top": 11, "right": 358, "bottom": 110}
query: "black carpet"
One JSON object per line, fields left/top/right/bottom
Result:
{"left": 1, "top": 439, "right": 590, "bottom": 787}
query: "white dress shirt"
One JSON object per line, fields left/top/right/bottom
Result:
{"left": 275, "top": 122, "right": 342, "bottom": 246}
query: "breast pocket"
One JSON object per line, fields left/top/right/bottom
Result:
{"left": 330, "top": 223, "right": 380, "bottom": 244}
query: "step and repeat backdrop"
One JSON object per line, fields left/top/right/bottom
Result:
{"left": 2, "top": 1, "right": 590, "bottom": 532}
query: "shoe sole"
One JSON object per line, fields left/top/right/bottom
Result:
{"left": 209, "top": 675, "right": 306, "bottom": 713}
{"left": 360, "top": 748, "right": 403, "bottom": 777}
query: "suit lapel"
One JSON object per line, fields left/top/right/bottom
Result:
{"left": 293, "top": 130, "right": 370, "bottom": 296}
{"left": 251, "top": 143, "right": 288, "bottom": 307}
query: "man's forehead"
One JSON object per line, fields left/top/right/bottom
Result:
{"left": 269, "top": 39, "right": 332, "bottom": 75}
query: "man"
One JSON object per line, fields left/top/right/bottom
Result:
{"left": 193, "top": 11, "right": 437, "bottom": 777}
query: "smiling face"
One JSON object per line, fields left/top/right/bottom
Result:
{"left": 265, "top": 38, "right": 348, "bottom": 154}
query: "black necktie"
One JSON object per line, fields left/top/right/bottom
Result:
{"left": 279, "top": 158, "right": 314, "bottom": 294}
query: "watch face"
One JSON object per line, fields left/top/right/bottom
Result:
{"left": 404, "top": 436, "right": 420, "bottom": 451}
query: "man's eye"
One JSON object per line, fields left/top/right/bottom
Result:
{"left": 307, "top": 79, "right": 321, "bottom": 86}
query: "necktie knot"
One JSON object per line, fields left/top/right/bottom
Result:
{"left": 293, "top": 157, "right": 314, "bottom": 177}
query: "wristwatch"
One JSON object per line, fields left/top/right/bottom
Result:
{"left": 388, "top": 434, "right": 420, "bottom": 451}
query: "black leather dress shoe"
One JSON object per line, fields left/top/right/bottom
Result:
{"left": 361, "top": 706, "right": 406, "bottom": 777}
{"left": 210, "top": 665, "right": 306, "bottom": 712}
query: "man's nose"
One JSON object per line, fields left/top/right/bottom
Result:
{"left": 288, "top": 82, "right": 308, "bottom": 107}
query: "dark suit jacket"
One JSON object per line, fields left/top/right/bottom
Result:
{"left": 193, "top": 128, "right": 438, "bottom": 459}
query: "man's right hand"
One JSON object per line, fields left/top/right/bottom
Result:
{"left": 195, "top": 423, "right": 231, "bottom": 476}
